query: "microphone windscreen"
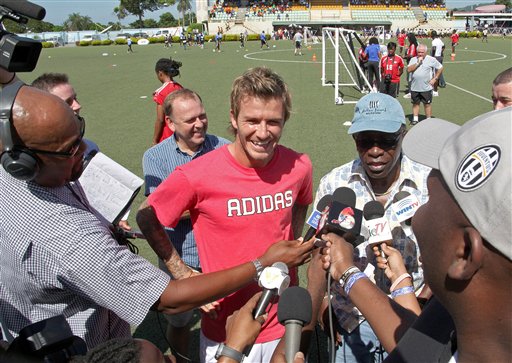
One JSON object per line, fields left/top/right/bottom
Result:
{"left": 272, "top": 261, "right": 289, "bottom": 274}
{"left": 332, "top": 187, "right": 356, "bottom": 207}
{"left": 393, "top": 190, "right": 411, "bottom": 203}
{"left": 0, "top": 0, "right": 46, "bottom": 20}
{"left": 316, "top": 194, "right": 333, "bottom": 212}
{"left": 277, "top": 286, "right": 312, "bottom": 325}
{"left": 363, "top": 201, "right": 385, "bottom": 220}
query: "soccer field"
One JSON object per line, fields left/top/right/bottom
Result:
{"left": 21, "top": 36, "right": 511, "bottom": 359}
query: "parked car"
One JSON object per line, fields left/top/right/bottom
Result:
{"left": 45, "top": 36, "right": 64, "bottom": 47}
{"left": 81, "top": 34, "right": 101, "bottom": 43}
{"left": 115, "top": 33, "right": 132, "bottom": 40}
{"left": 131, "top": 32, "right": 149, "bottom": 39}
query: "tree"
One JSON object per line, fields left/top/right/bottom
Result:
{"left": 159, "top": 12, "right": 177, "bottom": 27}
{"left": 63, "top": 13, "right": 95, "bottom": 31}
{"left": 117, "top": 0, "right": 174, "bottom": 25}
{"left": 177, "top": 0, "right": 191, "bottom": 26}
{"left": 143, "top": 18, "right": 159, "bottom": 28}
{"left": 495, "top": 0, "right": 511, "bottom": 11}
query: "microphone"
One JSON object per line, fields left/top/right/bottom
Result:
{"left": 317, "top": 187, "right": 363, "bottom": 245}
{"left": 362, "top": 201, "right": 393, "bottom": 254}
{"left": 277, "top": 286, "right": 312, "bottom": 363}
{"left": 253, "top": 262, "right": 290, "bottom": 318}
{"left": 391, "top": 191, "right": 420, "bottom": 238}
{"left": 303, "top": 194, "right": 334, "bottom": 241}
{"left": 0, "top": 0, "right": 46, "bottom": 20}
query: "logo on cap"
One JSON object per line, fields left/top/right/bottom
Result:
{"left": 456, "top": 145, "right": 501, "bottom": 191}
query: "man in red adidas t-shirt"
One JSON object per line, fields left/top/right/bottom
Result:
{"left": 137, "top": 67, "right": 314, "bottom": 363}
{"left": 380, "top": 42, "right": 405, "bottom": 97}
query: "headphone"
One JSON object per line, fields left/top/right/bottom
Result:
{"left": 0, "top": 80, "right": 40, "bottom": 181}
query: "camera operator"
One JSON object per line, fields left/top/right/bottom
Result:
{"left": 0, "top": 77, "right": 312, "bottom": 350}
{"left": 379, "top": 42, "right": 404, "bottom": 98}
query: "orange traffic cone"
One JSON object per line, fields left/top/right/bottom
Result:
{"left": 312, "top": 53, "right": 317, "bottom": 62}
{"left": 451, "top": 53, "right": 455, "bottom": 61}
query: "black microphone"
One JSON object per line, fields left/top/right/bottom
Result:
{"left": 277, "top": 286, "right": 312, "bottom": 363}
{"left": 303, "top": 194, "right": 333, "bottom": 241}
{"left": 391, "top": 191, "right": 420, "bottom": 238}
{"left": 253, "top": 262, "right": 290, "bottom": 318}
{"left": 362, "top": 200, "right": 393, "bottom": 259}
{"left": 0, "top": 0, "right": 46, "bottom": 20}
{"left": 318, "top": 187, "right": 363, "bottom": 245}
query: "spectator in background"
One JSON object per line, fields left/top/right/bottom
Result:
{"left": 450, "top": 29, "right": 459, "bottom": 55}
{"left": 142, "top": 89, "right": 230, "bottom": 363}
{"left": 127, "top": 37, "right": 133, "bottom": 53}
{"left": 215, "top": 32, "right": 222, "bottom": 52}
{"left": 358, "top": 44, "right": 370, "bottom": 93}
{"left": 492, "top": 67, "right": 512, "bottom": 109}
{"left": 260, "top": 30, "right": 269, "bottom": 49}
{"left": 293, "top": 30, "right": 303, "bottom": 56}
{"left": 380, "top": 42, "right": 404, "bottom": 97}
{"left": 152, "top": 57, "right": 183, "bottom": 145}
{"left": 431, "top": 30, "right": 446, "bottom": 93}
{"left": 408, "top": 44, "right": 443, "bottom": 125}
{"left": 365, "top": 37, "right": 381, "bottom": 91}
{"left": 397, "top": 29, "right": 407, "bottom": 56}
{"left": 403, "top": 32, "right": 418, "bottom": 98}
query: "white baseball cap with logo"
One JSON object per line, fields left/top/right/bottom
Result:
{"left": 402, "top": 108, "right": 511, "bottom": 260}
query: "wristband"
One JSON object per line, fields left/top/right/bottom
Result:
{"left": 391, "top": 285, "right": 414, "bottom": 299}
{"left": 252, "top": 259, "right": 263, "bottom": 281}
{"left": 215, "top": 343, "right": 245, "bottom": 362}
{"left": 390, "top": 273, "right": 412, "bottom": 292}
{"left": 344, "top": 271, "right": 367, "bottom": 296}
{"left": 338, "top": 266, "right": 360, "bottom": 288}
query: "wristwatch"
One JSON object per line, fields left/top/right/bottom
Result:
{"left": 215, "top": 343, "right": 245, "bottom": 362}
{"left": 252, "top": 259, "right": 264, "bottom": 281}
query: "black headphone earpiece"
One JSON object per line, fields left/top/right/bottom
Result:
{"left": 0, "top": 80, "right": 39, "bottom": 181}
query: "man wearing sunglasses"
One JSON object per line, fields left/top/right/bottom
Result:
{"left": 313, "top": 93, "right": 431, "bottom": 363}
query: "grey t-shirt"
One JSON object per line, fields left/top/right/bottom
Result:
{"left": 410, "top": 55, "right": 443, "bottom": 92}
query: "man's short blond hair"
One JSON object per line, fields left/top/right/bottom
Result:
{"left": 230, "top": 67, "right": 291, "bottom": 122}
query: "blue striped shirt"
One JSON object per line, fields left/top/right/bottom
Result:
{"left": 142, "top": 134, "right": 230, "bottom": 270}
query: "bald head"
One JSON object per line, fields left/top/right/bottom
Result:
{"left": 10, "top": 86, "right": 86, "bottom": 187}
{"left": 13, "top": 86, "right": 78, "bottom": 150}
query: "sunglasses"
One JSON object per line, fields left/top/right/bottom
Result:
{"left": 24, "top": 115, "right": 85, "bottom": 158}
{"left": 354, "top": 131, "right": 403, "bottom": 150}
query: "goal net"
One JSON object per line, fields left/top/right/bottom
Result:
{"left": 321, "top": 27, "right": 371, "bottom": 105}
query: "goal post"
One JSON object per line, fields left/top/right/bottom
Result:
{"left": 321, "top": 27, "right": 372, "bottom": 105}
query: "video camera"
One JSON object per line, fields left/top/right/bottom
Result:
{"left": 1, "top": 315, "right": 87, "bottom": 363}
{"left": 0, "top": 0, "right": 46, "bottom": 72}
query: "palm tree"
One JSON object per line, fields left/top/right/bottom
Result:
{"left": 177, "top": 0, "right": 191, "bottom": 27}
{"left": 63, "top": 13, "right": 94, "bottom": 31}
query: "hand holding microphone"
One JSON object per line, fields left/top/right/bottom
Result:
{"left": 372, "top": 243, "right": 409, "bottom": 282}
{"left": 362, "top": 201, "right": 393, "bottom": 258}
{"left": 253, "top": 262, "right": 290, "bottom": 318}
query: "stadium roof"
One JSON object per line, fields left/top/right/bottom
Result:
{"left": 475, "top": 4, "right": 506, "bottom": 13}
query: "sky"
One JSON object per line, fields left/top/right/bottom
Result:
{"left": 29, "top": 0, "right": 496, "bottom": 26}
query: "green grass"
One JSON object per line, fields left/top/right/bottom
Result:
{"left": 21, "top": 36, "right": 511, "bottom": 360}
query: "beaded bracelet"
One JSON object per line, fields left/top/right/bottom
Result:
{"left": 344, "top": 271, "right": 367, "bottom": 296}
{"left": 391, "top": 285, "right": 415, "bottom": 299}
{"left": 390, "top": 273, "right": 412, "bottom": 292}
